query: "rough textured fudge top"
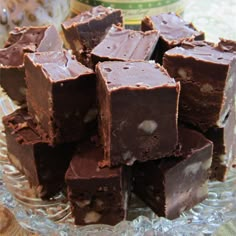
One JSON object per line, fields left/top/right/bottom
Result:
{"left": 92, "top": 26, "right": 159, "bottom": 61}
{"left": 25, "top": 50, "right": 94, "bottom": 82}
{"left": 142, "top": 13, "right": 203, "bottom": 42}
{"left": 65, "top": 143, "right": 121, "bottom": 180}
{"left": 2, "top": 108, "right": 43, "bottom": 145}
{"left": 62, "top": 5, "right": 122, "bottom": 28}
{"left": 96, "top": 61, "right": 177, "bottom": 90}
{"left": 164, "top": 41, "right": 236, "bottom": 65}
{"left": 0, "top": 25, "right": 62, "bottom": 67}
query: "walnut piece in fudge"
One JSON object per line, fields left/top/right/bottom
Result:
{"left": 132, "top": 127, "right": 213, "bottom": 219}
{"left": 96, "top": 61, "right": 180, "bottom": 167}
{"left": 61, "top": 5, "right": 123, "bottom": 66}
{"left": 141, "top": 12, "right": 204, "bottom": 63}
{"left": 65, "top": 141, "right": 130, "bottom": 225}
{"left": 24, "top": 50, "right": 97, "bottom": 145}
{"left": 163, "top": 40, "right": 236, "bottom": 132}
{"left": 91, "top": 26, "right": 159, "bottom": 67}
{"left": 0, "top": 25, "right": 63, "bottom": 104}
{"left": 2, "top": 108, "right": 75, "bottom": 199}
{"left": 204, "top": 98, "right": 236, "bottom": 181}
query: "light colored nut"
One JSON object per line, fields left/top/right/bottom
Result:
{"left": 75, "top": 199, "right": 91, "bottom": 208}
{"left": 122, "top": 151, "right": 132, "bottom": 161}
{"left": 226, "top": 75, "right": 233, "bottom": 90}
{"left": 84, "top": 211, "right": 101, "bottom": 224}
{"left": 202, "top": 157, "right": 212, "bottom": 170}
{"left": 19, "top": 87, "right": 26, "bottom": 96}
{"left": 138, "top": 120, "right": 158, "bottom": 135}
{"left": 184, "top": 162, "right": 202, "bottom": 175}
{"left": 83, "top": 108, "right": 98, "bottom": 123}
{"left": 178, "top": 68, "right": 191, "bottom": 80}
{"left": 196, "top": 182, "right": 208, "bottom": 199}
{"left": 200, "top": 83, "right": 213, "bottom": 93}
{"left": 95, "top": 199, "right": 104, "bottom": 208}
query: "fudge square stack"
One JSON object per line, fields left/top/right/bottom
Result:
{"left": 0, "top": 25, "right": 63, "bottom": 104}
{"left": 1, "top": 6, "right": 217, "bottom": 226}
{"left": 163, "top": 39, "right": 236, "bottom": 181}
{"left": 2, "top": 47, "right": 98, "bottom": 198}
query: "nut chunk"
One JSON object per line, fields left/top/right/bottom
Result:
{"left": 0, "top": 25, "right": 63, "bottom": 104}
{"left": 141, "top": 12, "right": 204, "bottom": 63}
{"left": 96, "top": 61, "right": 180, "bottom": 166}
{"left": 163, "top": 40, "right": 236, "bottom": 132}
{"left": 2, "top": 108, "right": 75, "bottom": 199}
{"left": 24, "top": 50, "right": 97, "bottom": 145}
{"left": 65, "top": 142, "right": 130, "bottom": 225}
{"left": 132, "top": 127, "right": 213, "bottom": 220}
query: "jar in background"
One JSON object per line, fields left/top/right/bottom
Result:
{"left": 70, "top": 0, "right": 186, "bottom": 26}
{"left": 0, "top": 0, "right": 70, "bottom": 47}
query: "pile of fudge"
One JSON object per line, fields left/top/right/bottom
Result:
{"left": 1, "top": 5, "right": 236, "bottom": 226}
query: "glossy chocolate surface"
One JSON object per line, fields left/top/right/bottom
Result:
{"left": 62, "top": 5, "right": 123, "bottom": 65}
{"left": 25, "top": 50, "right": 97, "bottom": 145}
{"left": 163, "top": 40, "right": 236, "bottom": 131}
{"left": 65, "top": 142, "right": 130, "bottom": 225}
{"left": 141, "top": 13, "right": 204, "bottom": 63}
{"left": 96, "top": 61, "right": 180, "bottom": 166}
{"left": 91, "top": 26, "right": 159, "bottom": 65}
{"left": 2, "top": 108, "right": 75, "bottom": 199}
{"left": 0, "top": 25, "right": 62, "bottom": 103}
{"left": 132, "top": 127, "right": 213, "bottom": 219}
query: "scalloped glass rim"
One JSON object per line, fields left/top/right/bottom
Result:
{"left": 1, "top": 91, "right": 236, "bottom": 236}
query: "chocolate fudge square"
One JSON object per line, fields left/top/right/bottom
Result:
{"left": 61, "top": 5, "right": 123, "bottom": 60}
{"left": 96, "top": 61, "right": 180, "bottom": 167}
{"left": 65, "top": 142, "right": 130, "bottom": 225}
{"left": 24, "top": 50, "right": 97, "bottom": 145}
{"left": 204, "top": 100, "right": 236, "bottom": 181}
{"left": 163, "top": 40, "right": 236, "bottom": 132}
{"left": 141, "top": 12, "right": 204, "bottom": 63}
{"left": 132, "top": 127, "right": 213, "bottom": 220}
{"left": 91, "top": 25, "right": 159, "bottom": 66}
{"left": 2, "top": 108, "right": 75, "bottom": 199}
{"left": 0, "top": 25, "right": 63, "bottom": 104}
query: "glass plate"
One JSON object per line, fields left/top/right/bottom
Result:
{"left": 1, "top": 1, "right": 236, "bottom": 235}
{"left": 1, "top": 91, "right": 236, "bottom": 236}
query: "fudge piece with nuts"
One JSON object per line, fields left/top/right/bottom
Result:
{"left": 132, "top": 127, "right": 213, "bottom": 220}
{"left": 65, "top": 141, "right": 131, "bottom": 225}
{"left": 2, "top": 108, "right": 76, "bottom": 199}
{"left": 163, "top": 40, "right": 236, "bottom": 132}
{"left": 203, "top": 99, "right": 236, "bottom": 181}
{"left": 96, "top": 61, "right": 180, "bottom": 167}
{"left": 61, "top": 5, "right": 123, "bottom": 66}
{"left": 24, "top": 50, "right": 97, "bottom": 145}
{"left": 91, "top": 25, "right": 159, "bottom": 67}
{"left": 141, "top": 12, "right": 204, "bottom": 63}
{"left": 0, "top": 25, "right": 63, "bottom": 104}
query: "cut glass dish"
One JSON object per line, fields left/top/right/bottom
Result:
{"left": 1, "top": 1, "right": 236, "bottom": 234}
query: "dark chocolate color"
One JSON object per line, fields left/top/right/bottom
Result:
{"left": 204, "top": 100, "right": 236, "bottom": 181}
{"left": 132, "top": 127, "right": 213, "bottom": 219}
{"left": 65, "top": 142, "right": 130, "bottom": 225}
{"left": 91, "top": 25, "right": 159, "bottom": 66}
{"left": 2, "top": 108, "right": 75, "bottom": 199}
{"left": 96, "top": 61, "right": 180, "bottom": 166}
{"left": 163, "top": 40, "right": 236, "bottom": 132}
{"left": 141, "top": 13, "right": 204, "bottom": 63}
{"left": 24, "top": 50, "right": 97, "bottom": 145}
{"left": 62, "top": 5, "right": 123, "bottom": 66}
{"left": 0, "top": 25, "right": 63, "bottom": 103}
